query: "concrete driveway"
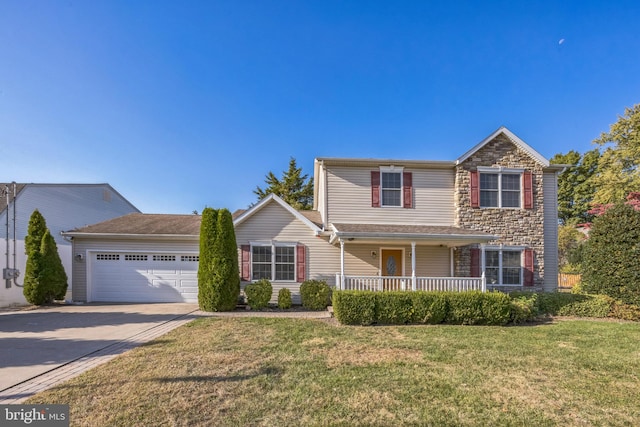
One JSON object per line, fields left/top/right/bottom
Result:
{"left": 0, "top": 303, "right": 199, "bottom": 402}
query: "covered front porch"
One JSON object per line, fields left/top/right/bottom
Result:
{"left": 329, "top": 223, "right": 495, "bottom": 293}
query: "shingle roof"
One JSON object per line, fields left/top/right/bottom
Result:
{"left": 67, "top": 213, "right": 202, "bottom": 235}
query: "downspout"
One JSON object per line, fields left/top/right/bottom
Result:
{"left": 4, "top": 185, "right": 9, "bottom": 289}
{"left": 12, "top": 182, "right": 21, "bottom": 287}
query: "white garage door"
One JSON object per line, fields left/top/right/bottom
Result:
{"left": 90, "top": 252, "right": 199, "bottom": 302}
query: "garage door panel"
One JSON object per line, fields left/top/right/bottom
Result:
{"left": 91, "top": 252, "right": 199, "bottom": 303}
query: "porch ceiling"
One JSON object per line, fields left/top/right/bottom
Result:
{"left": 329, "top": 223, "right": 497, "bottom": 246}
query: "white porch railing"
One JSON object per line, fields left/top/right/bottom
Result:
{"left": 336, "top": 274, "right": 487, "bottom": 293}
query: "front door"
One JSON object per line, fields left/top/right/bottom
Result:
{"left": 381, "top": 249, "right": 403, "bottom": 290}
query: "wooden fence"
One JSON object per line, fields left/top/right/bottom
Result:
{"left": 558, "top": 273, "right": 581, "bottom": 290}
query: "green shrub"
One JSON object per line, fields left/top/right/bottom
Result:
{"left": 278, "top": 288, "right": 292, "bottom": 309}
{"left": 556, "top": 294, "right": 613, "bottom": 318}
{"left": 409, "top": 292, "right": 448, "bottom": 324}
{"left": 445, "top": 291, "right": 510, "bottom": 325}
{"left": 536, "top": 292, "right": 580, "bottom": 315}
{"left": 609, "top": 300, "right": 640, "bottom": 321}
{"left": 300, "top": 280, "right": 331, "bottom": 310}
{"left": 332, "top": 291, "right": 376, "bottom": 325}
{"left": 509, "top": 293, "right": 538, "bottom": 324}
{"left": 581, "top": 203, "right": 640, "bottom": 306}
{"left": 245, "top": 279, "right": 272, "bottom": 309}
{"left": 375, "top": 292, "right": 414, "bottom": 324}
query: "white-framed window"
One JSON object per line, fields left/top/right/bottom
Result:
{"left": 483, "top": 247, "right": 523, "bottom": 286}
{"left": 479, "top": 167, "right": 523, "bottom": 208}
{"left": 380, "top": 166, "right": 403, "bottom": 207}
{"left": 251, "top": 243, "right": 296, "bottom": 281}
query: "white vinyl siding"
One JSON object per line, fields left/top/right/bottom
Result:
{"left": 543, "top": 171, "right": 559, "bottom": 291}
{"left": 326, "top": 166, "right": 455, "bottom": 225}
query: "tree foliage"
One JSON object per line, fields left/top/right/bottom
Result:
{"left": 581, "top": 203, "right": 640, "bottom": 306}
{"left": 254, "top": 157, "right": 314, "bottom": 210}
{"left": 197, "top": 207, "right": 239, "bottom": 311}
{"left": 558, "top": 224, "right": 586, "bottom": 273}
{"left": 198, "top": 207, "right": 218, "bottom": 311}
{"left": 550, "top": 149, "right": 600, "bottom": 225}
{"left": 211, "top": 209, "right": 240, "bottom": 311}
{"left": 23, "top": 211, "right": 68, "bottom": 305}
{"left": 591, "top": 104, "right": 640, "bottom": 205}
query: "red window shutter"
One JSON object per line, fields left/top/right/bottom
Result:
{"left": 241, "top": 245, "right": 250, "bottom": 281}
{"left": 470, "top": 248, "right": 480, "bottom": 277}
{"left": 524, "top": 248, "right": 534, "bottom": 286}
{"left": 403, "top": 171, "right": 413, "bottom": 208}
{"left": 371, "top": 171, "right": 381, "bottom": 207}
{"left": 523, "top": 171, "right": 533, "bottom": 209}
{"left": 470, "top": 171, "right": 480, "bottom": 208}
{"left": 296, "top": 244, "right": 306, "bottom": 283}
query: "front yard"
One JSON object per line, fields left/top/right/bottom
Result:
{"left": 28, "top": 317, "right": 640, "bottom": 426}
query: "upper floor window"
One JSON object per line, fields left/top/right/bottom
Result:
{"left": 371, "top": 168, "right": 413, "bottom": 208}
{"left": 480, "top": 172, "right": 521, "bottom": 208}
{"left": 471, "top": 168, "right": 533, "bottom": 209}
{"left": 381, "top": 171, "right": 402, "bottom": 207}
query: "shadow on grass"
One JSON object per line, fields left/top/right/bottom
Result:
{"left": 149, "top": 366, "right": 283, "bottom": 384}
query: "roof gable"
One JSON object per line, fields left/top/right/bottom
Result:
{"left": 233, "top": 194, "right": 322, "bottom": 233}
{"left": 456, "top": 127, "right": 550, "bottom": 167}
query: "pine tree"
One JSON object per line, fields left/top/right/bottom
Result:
{"left": 254, "top": 157, "right": 314, "bottom": 209}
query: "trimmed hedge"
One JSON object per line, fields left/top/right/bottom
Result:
{"left": 278, "top": 288, "right": 292, "bottom": 309}
{"left": 332, "top": 290, "right": 512, "bottom": 326}
{"left": 244, "top": 279, "right": 272, "bottom": 309}
{"left": 300, "top": 280, "right": 331, "bottom": 310}
{"left": 332, "top": 290, "right": 639, "bottom": 326}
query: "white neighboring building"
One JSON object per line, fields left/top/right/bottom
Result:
{"left": 0, "top": 183, "right": 139, "bottom": 307}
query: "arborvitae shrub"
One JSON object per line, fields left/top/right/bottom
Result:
{"left": 40, "top": 230, "right": 68, "bottom": 300}
{"left": 581, "top": 203, "right": 640, "bottom": 306}
{"left": 278, "top": 288, "right": 292, "bottom": 309}
{"left": 23, "top": 210, "right": 67, "bottom": 305}
{"left": 300, "top": 280, "right": 331, "bottom": 310}
{"left": 245, "top": 279, "right": 272, "bottom": 309}
{"left": 197, "top": 208, "right": 218, "bottom": 311}
{"left": 211, "top": 209, "right": 240, "bottom": 311}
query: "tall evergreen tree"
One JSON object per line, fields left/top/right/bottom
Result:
{"left": 581, "top": 203, "right": 640, "bottom": 305}
{"left": 25, "top": 209, "right": 47, "bottom": 254}
{"left": 40, "top": 229, "right": 69, "bottom": 300}
{"left": 211, "top": 209, "right": 240, "bottom": 311}
{"left": 197, "top": 207, "right": 218, "bottom": 311}
{"left": 23, "top": 212, "right": 68, "bottom": 305}
{"left": 254, "top": 157, "right": 314, "bottom": 209}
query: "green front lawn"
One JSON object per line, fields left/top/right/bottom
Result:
{"left": 28, "top": 317, "right": 640, "bottom": 426}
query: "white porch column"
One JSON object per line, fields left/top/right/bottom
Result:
{"left": 339, "top": 238, "right": 345, "bottom": 290}
{"left": 411, "top": 241, "right": 417, "bottom": 291}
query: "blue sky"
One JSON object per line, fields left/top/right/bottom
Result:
{"left": 1, "top": 1, "right": 639, "bottom": 214}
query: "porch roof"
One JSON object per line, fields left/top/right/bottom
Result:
{"left": 329, "top": 223, "right": 497, "bottom": 246}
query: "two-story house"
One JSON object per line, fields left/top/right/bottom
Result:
{"left": 64, "top": 127, "right": 561, "bottom": 304}
{"left": 234, "top": 127, "right": 562, "bottom": 303}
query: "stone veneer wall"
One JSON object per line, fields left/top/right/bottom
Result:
{"left": 454, "top": 134, "right": 545, "bottom": 289}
